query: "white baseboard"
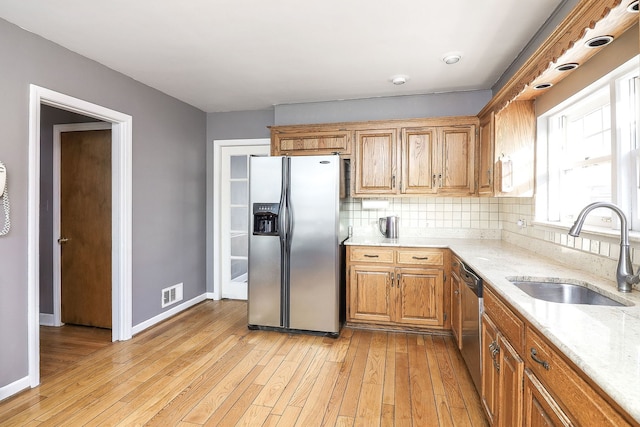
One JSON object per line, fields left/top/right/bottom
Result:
{"left": 39, "top": 313, "right": 55, "bottom": 326}
{"left": 206, "top": 291, "right": 217, "bottom": 300}
{"left": 0, "top": 376, "right": 30, "bottom": 402}
{"left": 132, "top": 293, "right": 208, "bottom": 336}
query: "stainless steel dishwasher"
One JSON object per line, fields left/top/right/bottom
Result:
{"left": 457, "top": 258, "right": 483, "bottom": 394}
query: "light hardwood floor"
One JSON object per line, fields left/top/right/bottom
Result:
{"left": 1, "top": 300, "right": 488, "bottom": 426}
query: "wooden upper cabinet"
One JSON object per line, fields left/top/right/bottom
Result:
{"left": 354, "top": 128, "right": 397, "bottom": 194}
{"left": 494, "top": 100, "right": 535, "bottom": 197}
{"left": 401, "top": 127, "right": 436, "bottom": 194}
{"left": 477, "top": 112, "right": 495, "bottom": 197}
{"left": 270, "top": 126, "right": 351, "bottom": 156}
{"left": 437, "top": 126, "right": 475, "bottom": 195}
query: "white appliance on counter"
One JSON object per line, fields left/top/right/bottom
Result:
{"left": 248, "top": 154, "right": 341, "bottom": 337}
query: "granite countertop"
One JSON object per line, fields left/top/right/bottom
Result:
{"left": 345, "top": 236, "right": 640, "bottom": 423}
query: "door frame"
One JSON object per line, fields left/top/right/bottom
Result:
{"left": 28, "top": 85, "right": 133, "bottom": 388}
{"left": 52, "top": 122, "right": 114, "bottom": 327}
{"left": 209, "top": 138, "right": 269, "bottom": 300}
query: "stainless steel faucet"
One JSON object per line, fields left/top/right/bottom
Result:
{"left": 568, "top": 202, "right": 636, "bottom": 292}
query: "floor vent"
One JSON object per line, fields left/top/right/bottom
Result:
{"left": 162, "top": 283, "right": 183, "bottom": 308}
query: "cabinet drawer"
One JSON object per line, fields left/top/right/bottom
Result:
{"left": 483, "top": 287, "right": 524, "bottom": 352}
{"left": 396, "top": 249, "right": 443, "bottom": 266}
{"left": 349, "top": 247, "right": 394, "bottom": 263}
{"left": 525, "top": 328, "right": 632, "bottom": 426}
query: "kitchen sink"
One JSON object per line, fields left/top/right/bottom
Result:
{"left": 507, "top": 279, "right": 629, "bottom": 307}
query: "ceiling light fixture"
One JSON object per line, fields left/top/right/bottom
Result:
{"left": 390, "top": 75, "right": 408, "bottom": 85}
{"left": 585, "top": 35, "right": 614, "bottom": 48}
{"left": 442, "top": 54, "right": 462, "bottom": 65}
{"left": 555, "top": 62, "right": 579, "bottom": 71}
{"left": 627, "top": 0, "right": 639, "bottom": 12}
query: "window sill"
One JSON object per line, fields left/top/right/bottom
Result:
{"left": 531, "top": 220, "right": 640, "bottom": 244}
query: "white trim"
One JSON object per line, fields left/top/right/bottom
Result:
{"left": 39, "top": 313, "right": 55, "bottom": 326}
{"left": 210, "top": 138, "right": 269, "bottom": 301}
{"left": 0, "top": 376, "right": 31, "bottom": 402}
{"left": 131, "top": 293, "right": 208, "bottom": 335}
{"left": 53, "top": 122, "right": 112, "bottom": 328}
{"left": 28, "top": 85, "right": 133, "bottom": 390}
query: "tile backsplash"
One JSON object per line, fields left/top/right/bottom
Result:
{"left": 341, "top": 196, "right": 640, "bottom": 284}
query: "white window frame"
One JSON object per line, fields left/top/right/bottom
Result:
{"left": 536, "top": 56, "right": 640, "bottom": 233}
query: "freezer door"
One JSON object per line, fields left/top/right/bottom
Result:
{"left": 288, "top": 155, "right": 340, "bottom": 333}
{"left": 248, "top": 156, "right": 284, "bottom": 328}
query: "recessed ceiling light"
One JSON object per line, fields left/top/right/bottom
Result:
{"left": 555, "top": 62, "right": 579, "bottom": 71}
{"left": 585, "top": 35, "right": 614, "bottom": 48}
{"left": 534, "top": 83, "right": 553, "bottom": 90}
{"left": 442, "top": 54, "right": 461, "bottom": 65}
{"left": 390, "top": 75, "right": 408, "bottom": 85}
{"left": 627, "top": 0, "right": 639, "bottom": 12}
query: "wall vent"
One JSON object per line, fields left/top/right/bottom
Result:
{"left": 161, "top": 283, "right": 183, "bottom": 308}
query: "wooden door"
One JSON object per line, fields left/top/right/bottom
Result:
{"left": 354, "top": 129, "right": 397, "bottom": 195}
{"left": 523, "top": 370, "right": 572, "bottom": 427}
{"left": 60, "top": 129, "right": 112, "bottom": 328}
{"left": 395, "top": 267, "right": 444, "bottom": 327}
{"left": 401, "top": 127, "right": 436, "bottom": 194}
{"left": 437, "top": 126, "right": 475, "bottom": 195}
{"left": 478, "top": 112, "right": 495, "bottom": 196}
{"left": 498, "top": 336, "right": 524, "bottom": 427}
{"left": 481, "top": 314, "right": 500, "bottom": 426}
{"left": 348, "top": 265, "right": 393, "bottom": 323}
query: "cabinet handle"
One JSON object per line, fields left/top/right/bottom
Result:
{"left": 364, "top": 254, "right": 379, "bottom": 258}
{"left": 454, "top": 290, "right": 459, "bottom": 295}
{"left": 487, "top": 169, "right": 492, "bottom": 185}
{"left": 489, "top": 341, "right": 500, "bottom": 372}
{"left": 390, "top": 272, "right": 394, "bottom": 287}
{"left": 530, "top": 348, "right": 550, "bottom": 370}
{"left": 432, "top": 174, "right": 437, "bottom": 187}
{"left": 412, "top": 256, "right": 429, "bottom": 260}
{"left": 438, "top": 173, "right": 443, "bottom": 187}
{"left": 392, "top": 175, "right": 396, "bottom": 189}
{"left": 396, "top": 273, "right": 401, "bottom": 287}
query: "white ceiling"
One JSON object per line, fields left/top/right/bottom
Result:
{"left": 0, "top": 0, "right": 565, "bottom": 113}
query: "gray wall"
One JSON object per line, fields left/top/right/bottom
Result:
{"left": 0, "top": 17, "right": 206, "bottom": 390}
{"left": 39, "top": 106, "right": 101, "bottom": 314}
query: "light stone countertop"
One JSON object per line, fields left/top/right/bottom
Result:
{"left": 345, "top": 236, "right": 640, "bottom": 423}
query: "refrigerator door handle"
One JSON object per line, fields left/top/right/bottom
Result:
{"left": 280, "top": 156, "right": 292, "bottom": 328}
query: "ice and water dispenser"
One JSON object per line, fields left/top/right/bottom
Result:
{"left": 252, "top": 203, "right": 280, "bottom": 235}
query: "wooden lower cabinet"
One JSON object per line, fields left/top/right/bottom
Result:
{"left": 524, "top": 370, "right": 572, "bottom": 427}
{"left": 482, "top": 283, "right": 637, "bottom": 427}
{"left": 346, "top": 246, "right": 447, "bottom": 330}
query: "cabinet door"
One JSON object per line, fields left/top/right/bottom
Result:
{"left": 435, "top": 126, "right": 475, "bottom": 195}
{"left": 396, "top": 267, "right": 444, "bottom": 327}
{"left": 400, "top": 127, "right": 436, "bottom": 194}
{"left": 494, "top": 100, "right": 535, "bottom": 197}
{"left": 523, "top": 370, "right": 572, "bottom": 427}
{"left": 272, "top": 129, "right": 351, "bottom": 156}
{"left": 478, "top": 112, "right": 494, "bottom": 196}
{"left": 354, "top": 129, "right": 397, "bottom": 195}
{"left": 498, "top": 336, "right": 524, "bottom": 427}
{"left": 348, "top": 265, "right": 394, "bottom": 323}
{"left": 450, "top": 269, "right": 462, "bottom": 349}
{"left": 481, "top": 314, "right": 500, "bottom": 426}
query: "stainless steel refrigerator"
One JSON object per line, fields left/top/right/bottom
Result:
{"left": 248, "top": 154, "right": 341, "bottom": 337}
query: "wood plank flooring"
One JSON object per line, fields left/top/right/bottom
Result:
{"left": 0, "top": 300, "right": 488, "bottom": 426}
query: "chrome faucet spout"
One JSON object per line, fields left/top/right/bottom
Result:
{"left": 569, "top": 202, "right": 634, "bottom": 292}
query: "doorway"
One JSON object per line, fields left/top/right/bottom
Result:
{"left": 220, "top": 145, "right": 270, "bottom": 299}
{"left": 28, "top": 85, "right": 133, "bottom": 388}
{"left": 211, "top": 139, "right": 269, "bottom": 300}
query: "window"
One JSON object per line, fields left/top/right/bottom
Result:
{"left": 537, "top": 56, "right": 639, "bottom": 231}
